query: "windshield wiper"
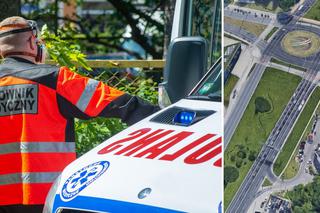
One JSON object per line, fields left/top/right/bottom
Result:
{"left": 187, "top": 94, "right": 221, "bottom": 102}
{"left": 187, "top": 96, "right": 210, "bottom": 100}
{"left": 208, "top": 94, "right": 221, "bottom": 102}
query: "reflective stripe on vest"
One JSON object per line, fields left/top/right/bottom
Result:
{"left": 57, "top": 67, "right": 125, "bottom": 117}
{"left": 0, "top": 65, "right": 78, "bottom": 205}
{"left": 0, "top": 172, "right": 60, "bottom": 185}
{"left": 76, "top": 78, "right": 100, "bottom": 112}
{"left": 0, "top": 142, "right": 75, "bottom": 154}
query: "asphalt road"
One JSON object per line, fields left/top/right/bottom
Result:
{"left": 293, "top": 0, "right": 316, "bottom": 17}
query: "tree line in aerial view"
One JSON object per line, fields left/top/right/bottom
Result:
{"left": 287, "top": 176, "right": 320, "bottom": 213}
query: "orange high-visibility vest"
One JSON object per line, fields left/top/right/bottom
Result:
{"left": 0, "top": 57, "right": 158, "bottom": 205}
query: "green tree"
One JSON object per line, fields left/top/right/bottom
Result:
{"left": 255, "top": 97, "right": 271, "bottom": 114}
{"left": 287, "top": 177, "right": 320, "bottom": 212}
{"left": 224, "top": 166, "right": 239, "bottom": 186}
{"left": 279, "top": 0, "right": 296, "bottom": 11}
{"left": 42, "top": 27, "right": 158, "bottom": 156}
{"left": 235, "top": 158, "right": 243, "bottom": 168}
{"left": 248, "top": 151, "right": 256, "bottom": 161}
{"left": 163, "top": 0, "right": 176, "bottom": 57}
{"left": 237, "top": 150, "right": 246, "bottom": 159}
{"left": 22, "top": 0, "right": 166, "bottom": 59}
{"left": 0, "top": 0, "right": 20, "bottom": 20}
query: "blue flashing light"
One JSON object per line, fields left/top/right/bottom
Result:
{"left": 173, "top": 111, "right": 196, "bottom": 126}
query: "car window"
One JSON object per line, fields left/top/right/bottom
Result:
{"left": 189, "top": 58, "right": 221, "bottom": 102}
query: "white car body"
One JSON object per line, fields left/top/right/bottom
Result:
{"left": 46, "top": 98, "right": 222, "bottom": 213}
{"left": 44, "top": 0, "right": 222, "bottom": 211}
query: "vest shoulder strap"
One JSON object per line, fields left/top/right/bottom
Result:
{"left": 0, "top": 60, "right": 60, "bottom": 90}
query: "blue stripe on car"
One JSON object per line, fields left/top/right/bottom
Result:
{"left": 53, "top": 195, "right": 186, "bottom": 213}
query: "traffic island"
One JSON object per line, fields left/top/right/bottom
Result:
{"left": 281, "top": 30, "right": 320, "bottom": 58}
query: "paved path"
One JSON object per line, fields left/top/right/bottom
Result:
{"left": 269, "top": 62, "right": 305, "bottom": 77}
{"left": 224, "top": 37, "right": 241, "bottom": 46}
{"left": 224, "top": 44, "right": 259, "bottom": 120}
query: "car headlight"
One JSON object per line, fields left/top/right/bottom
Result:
{"left": 43, "top": 174, "right": 62, "bottom": 213}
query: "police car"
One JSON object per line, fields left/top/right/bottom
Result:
{"left": 44, "top": 0, "right": 222, "bottom": 212}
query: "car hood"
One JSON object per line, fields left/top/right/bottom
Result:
{"left": 51, "top": 99, "right": 222, "bottom": 213}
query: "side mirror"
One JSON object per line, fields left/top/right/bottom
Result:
{"left": 159, "top": 37, "right": 208, "bottom": 107}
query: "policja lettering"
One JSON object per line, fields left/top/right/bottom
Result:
{"left": 0, "top": 84, "right": 38, "bottom": 116}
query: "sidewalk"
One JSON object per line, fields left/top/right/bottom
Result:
{"left": 224, "top": 44, "right": 258, "bottom": 120}
{"left": 269, "top": 62, "right": 305, "bottom": 77}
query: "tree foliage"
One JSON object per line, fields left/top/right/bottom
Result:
{"left": 42, "top": 26, "right": 158, "bottom": 156}
{"left": 224, "top": 166, "right": 239, "bottom": 186}
{"left": 41, "top": 25, "right": 92, "bottom": 71}
{"left": 248, "top": 151, "right": 256, "bottom": 161}
{"left": 0, "top": 0, "right": 20, "bottom": 20}
{"left": 287, "top": 176, "right": 320, "bottom": 212}
{"left": 237, "top": 150, "right": 247, "bottom": 159}
{"left": 227, "top": 144, "right": 252, "bottom": 170}
{"left": 279, "top": 0, "right": 297, "bottom": 12}
{"left": 22, "top": 0, "right": 166, "bottom": 59}
{"left": 20, "top": 0, "right": 165, "bottom": 155}
{"left": 255, "top": 96, "right": 271, "bottom": 114}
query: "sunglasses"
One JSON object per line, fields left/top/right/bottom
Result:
{"left": 27, "top": 20, "right": 39, "bottom": 37}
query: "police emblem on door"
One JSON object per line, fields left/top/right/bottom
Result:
{"left": 61, "top": 161, "right": 110, "bottom": 201}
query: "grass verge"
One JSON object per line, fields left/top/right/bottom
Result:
{"left": 265, "top": 27, "right": 279, "bottom": 41}
{"left": 273, "top": 87, "right": 320, "bottom": 176}
{"left": 304, "top": 0, "right": 320, "bottom": 21}
{"left": 224, "top": 67, "right": 301, "bottom": 209}
{"left": 281, "top": 30, "right": 320, "bottom": 58}
{"left": 270, "top": 58, "right": 307, "bottom": 72}
{"left": 224, "top": 34, "right": 246, "bottom": 44}
{"left": 224, "top": 16, "right": 267, "bottom": 37}
{"left": 281, "top": 153, "right": 300, "bottom": 180}
{"left": 262, "top": 178, "right": 272, "bottom": 187}
{"left": 225, "top": 74, "right": 239, "bottom": 107}
{"left": 281, "top": 104, "right": 318, "bottom": 180}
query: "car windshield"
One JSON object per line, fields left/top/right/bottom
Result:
{"left": 188, "top": 58, "right": 221, "bottom": 102}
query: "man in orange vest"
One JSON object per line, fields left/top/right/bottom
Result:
{"left": 0, "top": 16, "right": 159, "bottom": 213}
